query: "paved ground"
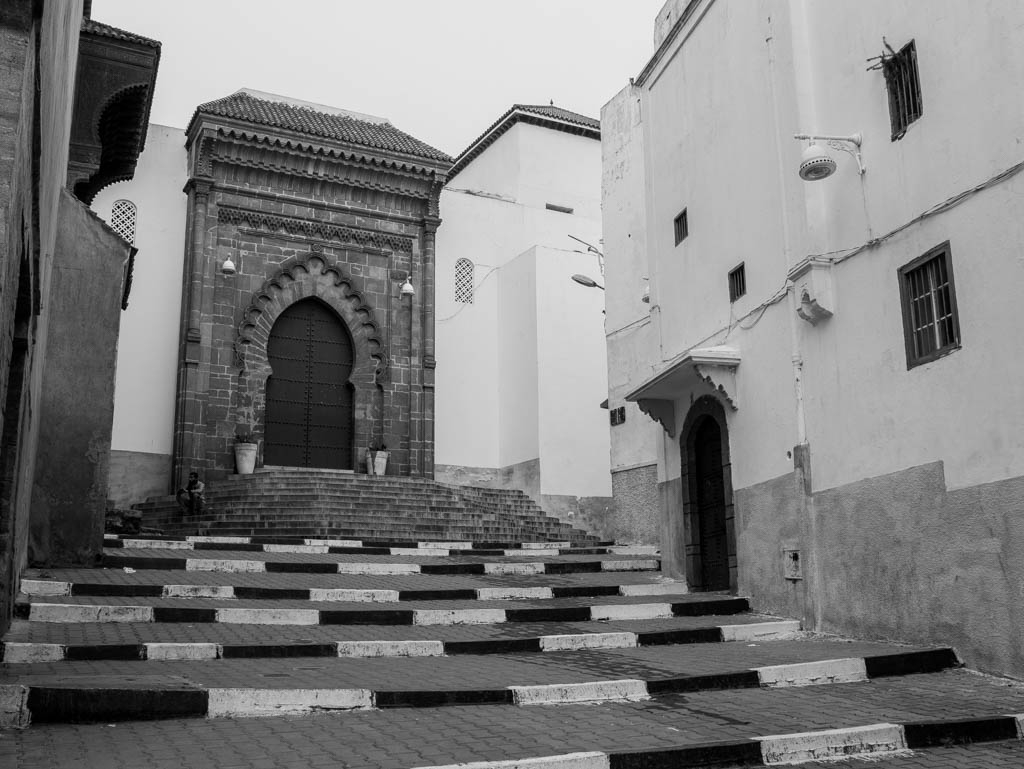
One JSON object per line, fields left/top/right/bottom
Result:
{"left": 2, "top": 672, "right": 1023, "bottom": 768}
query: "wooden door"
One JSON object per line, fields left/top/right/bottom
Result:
{"left": 694, "top": 417, "right": 729, "bottom": 590}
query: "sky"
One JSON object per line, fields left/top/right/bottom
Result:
{"left": 92, "top": 0, "right": 665, "bottom": 158}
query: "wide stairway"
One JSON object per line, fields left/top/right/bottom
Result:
{"left": 2, "top": 477, "right": 1024, "bottom": 767}
{"left": 133, "top": 469, "right": 600, "bottom": 545}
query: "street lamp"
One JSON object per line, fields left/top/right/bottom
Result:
{"left": 571, "top": 273, "right": 604, "bottom": 290}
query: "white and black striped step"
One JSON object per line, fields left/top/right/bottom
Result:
{"left": 0, "top": 647, "right": 961, "bottom": 723}
{"left": 2, "top": 618, "right": 801, "bottom": 662}
{"left": 100, "top": 553, "right": 661, "bottom": 575}
{"left": 13, "top": 594, "right": 750, "bottom": 625}
{"left": 18, "top": 576, "right": 683, "bottom": 602}
{"left": 102, "top": 534, "right": 652, "bottom": 557}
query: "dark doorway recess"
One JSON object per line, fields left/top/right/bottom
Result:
{"left": 680, "top": 396, "right": 737, "bottom": 592}
{"left": 264, "top": 298, "right": 354, "bottom": 469}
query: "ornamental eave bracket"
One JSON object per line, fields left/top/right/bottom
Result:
{"left": 787, "top": 256, "right": 835, "bottom": 325}
{"left": 689, "top": 346, "right": 741, "bottom": 411}
{"left": 636, "top": 398, "right": 676, "bottom": 438}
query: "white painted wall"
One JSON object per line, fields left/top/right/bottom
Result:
{"left": 607, "top": 0, "right": 1024, "bottom": 497}
{"left": 91, "top": 124, "right": 187, "bottom": 457}
{"left": 436, "top": 117, "right": 608, "bottom": 499}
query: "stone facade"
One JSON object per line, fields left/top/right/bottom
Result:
{"left": 173, "top": 92, "right": 451, "bottom": 485}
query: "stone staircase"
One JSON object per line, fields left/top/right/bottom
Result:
{"left": 2, "top": 475, "right": 1024, "bottom": 767}
{"left": 132, "top": 469, "right": 599, "bottom": 545}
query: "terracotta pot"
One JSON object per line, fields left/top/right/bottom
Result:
{"left": 366, "top": 450, "right": 389, "bottom": 476}
{"left": 234, "top": 442, "right": 258, "bottom": 475}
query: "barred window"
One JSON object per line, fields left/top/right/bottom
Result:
{"left": 898, "top": 242, "right": 961, "bottom": 369}
{"left": 454, "top": 258, "right": 474, "bottom": 304}
{"left": 609, "top": 406, "right": 626, "bottom": 426}
{"left": 882, "top": 40, "right": 923, "bottom": 141}
{"left": 110, "top": 199, "right": 137, "bottom": 244}
{"left": 728, "top": 263, "right": 746, "bottom": 303}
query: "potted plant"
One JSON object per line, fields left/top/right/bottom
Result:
{"left": 234, "top": 430, "right": 259, "bottom": 475}
{"left": 366, "top": 440, "right": 389, "bottom": 476}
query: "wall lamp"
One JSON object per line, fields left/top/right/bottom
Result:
{"left": 400, "top": 273, "right": 415, "bottom": 297}
{"left": 571, "top": 273, "right": 604, "bottom": 290}
{"left": 793, "top": 133, "right": 865, "bottom": 180}
{"left": 221, "top": 256, "right": 237, "bottom": 275}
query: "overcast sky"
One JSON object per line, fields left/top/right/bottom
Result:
{"left": 92, "top": 0, "right": 664, "bottom": 157}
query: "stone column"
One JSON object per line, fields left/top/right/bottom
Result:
{"left": 420, "top": 212, "right": 441, "bottom": 479}
{"left": 173, "top": 178, "right": 211, "bottom": 486}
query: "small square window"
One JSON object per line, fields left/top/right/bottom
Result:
{"left": 674, "top": 209, "right": 688, "bottom": 245}
{"left": 882, "top": 39, "right": 923, "bottom": 141}
{"left": 898, "top": 242, "right": 961, "bottom": 369}
{"left": 609, "top": 406, "right": 626, "bottom": 426}
{"left": 728, "top": 263, "right": 746, "bottom": 303}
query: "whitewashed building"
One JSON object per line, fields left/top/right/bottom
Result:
{"left": 435, "top": 105, "right": 613, "bottom": 531}
{"left": 603, "top": 0, "right": 1024, "bottom": 676}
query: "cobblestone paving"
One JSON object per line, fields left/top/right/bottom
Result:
{"left": 2, "top": 672, "right": 1022, "bottom": 769}
{"left": 820, "top": 742, "right": 1024, "bottom": 768}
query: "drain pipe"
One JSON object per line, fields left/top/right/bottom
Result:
{"left": 766, "top": 7, "right": 820, "bottom": 632}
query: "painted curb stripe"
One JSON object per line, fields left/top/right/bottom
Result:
{"left": 101, "top": 556, "right": 662, "bottom": 576}
{"left": 22, "top": 580, "right": 689, "bottom": 603}
{"left": 756, "top": 657, "right": 868, "bottom": 688}
{"left": 510, "top": 680, "right": 648, "bottom": 705}
{"left": 206, "top": 687, "right": 374, "bottom": 717}
{"left": 413, "top": 753, "right": 609, "bottom": 769}
{"left": 106, "top": 536, "right": 637, "bottom": 558}
{"left": 13, "top": 597, "right": 753, "bottom": 626}
{"left": 759, "top": 723, "right": 907, "bottom": 764}
{"left": 1, "top": 621, "right": 804, "bottom": 662}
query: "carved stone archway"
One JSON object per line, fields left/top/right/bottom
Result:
{"left": 232, "top": 250, "right": 387, "bottom": 466}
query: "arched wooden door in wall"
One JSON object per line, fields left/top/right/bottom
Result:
{"left": 693, "top": 416, "right": 730, "bottom": 591}
{"left": 264, "top": 298, "right": 354, "bottom": 469}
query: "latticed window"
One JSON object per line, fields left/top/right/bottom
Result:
{"left": 110, "top": 199, "right": 137, "bottom": 244}
{"left": 454, "top": 258, "right": 474, "bottom": 304}
{"left": 898, "top": 242, "right": 961, "bottom": 369}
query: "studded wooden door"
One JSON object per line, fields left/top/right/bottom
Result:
{"left": 264, "top": 299, "right": 354, "bottom": 469}
{"left": 694, "top": 417, "right": 729, "bottom": 591}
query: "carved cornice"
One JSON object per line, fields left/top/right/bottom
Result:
{"left": 218, "top": 206, "right": 413, "bottom": 253}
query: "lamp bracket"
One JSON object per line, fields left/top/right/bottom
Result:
{"left": 794, "top": 132, "right": 865, "bottom": 175}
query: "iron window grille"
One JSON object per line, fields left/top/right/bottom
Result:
{"left": 454, "top": 258, "right": 475, "bottom": 304}
{"left": 898, "top": 242, "right": 961, "bottom": 369}
{"left": 110, "top": 199, "right": 137, "bottom": 244}
{"left": 609, "top": 406, "right": 626, "bottom": 426}
{"left": 674, "top": 208, "right": 688, "bottom": 245}
{"left": 882, "top": 40, "right": 923, "bottom": 141}
{"left": 728, "top": 263, "right": 746, "bottom": 303}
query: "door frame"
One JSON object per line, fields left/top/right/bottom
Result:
{"left": 679, "top": 395, "right": 737, "bottom": 592}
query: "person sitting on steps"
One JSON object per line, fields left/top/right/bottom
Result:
{"left": 176, "top": 471, "right": 205, "bottom": 517}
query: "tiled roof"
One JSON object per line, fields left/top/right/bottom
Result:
{"left": 81, "top": 18, "right": 161, "bottom": 49}
{"left": 448, "top": 103, "right": 600, "bottom": 181}
{"left": 189, "top": 90, "right": 452, "bottom": 165}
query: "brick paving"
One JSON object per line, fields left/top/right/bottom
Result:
{"left": 2, "top": 672, "right": 1023, "bottom": 768}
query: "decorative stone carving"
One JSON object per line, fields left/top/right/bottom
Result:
{"left": 787, "top": 257, "right": 835, "bottom": 325}
{"left": 218, "top": 206, "right": 413, "bottom": 253}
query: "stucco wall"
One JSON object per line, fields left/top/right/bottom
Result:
{"left": 107, "top": 449, "right": 173, "bottom": 509}
{"left": 496, "top": 250, "right": 539, "bottom": 467}
{"left": 30, "top": 190, "right": 129, "bottom": 565}
{"left": 93, "top": 125, "right": 187, "bottom": 470}
{"left": 610, "top": 464, "right": 659, "bottom": 545}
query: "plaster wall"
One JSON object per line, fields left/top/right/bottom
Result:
{"left": 93, "top": 125, "right": 187, "bottom": 491}
{"left": 30, "top": 190, "right": 129, "bottom": 565}
{"left": 496, "top": 249, "right": 538, "bottom": 468}
{"left": 534, "top": 247, "right": 610, "bottom": 498}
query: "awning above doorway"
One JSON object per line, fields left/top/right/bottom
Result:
{"left": 624, "top": 345, "right": 740, "bottom": 436}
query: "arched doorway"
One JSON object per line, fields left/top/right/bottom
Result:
{"left": 264, "top": 298, "right": 355, "bottom": 469}
{"left": 681, "top": 396, "right": 736, "bottom": 592}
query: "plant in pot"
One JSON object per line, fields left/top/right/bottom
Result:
{"left": 234, "top": 430, "right": 259, "bottom": 475}
{"left": 366, "top": 440, "right": 389, "bottom": 476}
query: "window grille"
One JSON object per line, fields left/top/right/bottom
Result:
{"left": 898, "top": 242, "right": 960, "bottom": 368}
{"left": 674, "top": 209, "right": 688, "bottom": 245}
{"left": 882, "top": 40, "right": 923, "bottom": 141}
{"left": 609, "top": 406, "right": 626, "bottom": 426}
{"left": 454, "top": 258, "right": 474, "bottom": 304}
{"left": 110, "top": 199, "right": 137, "bottom": 244}
{"left": 728, "top": 263, "right": 746, "bottom": 303}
